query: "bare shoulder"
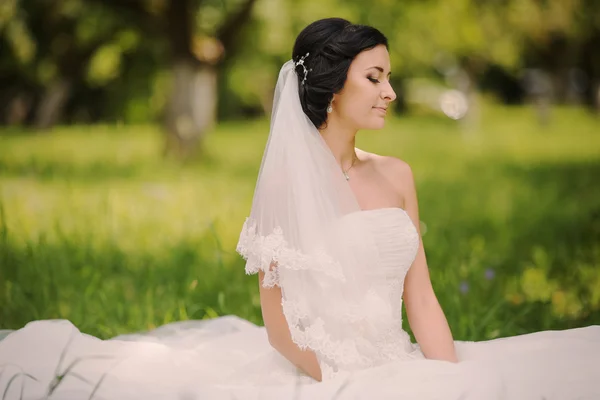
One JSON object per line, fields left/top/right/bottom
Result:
{"left": 359, "top": 150, "right": 415, "bottom": 191}
{"left": 357, "top": 149, "right": 416, "bottom": 209}
{"left": 380, "top": 155, "right": 413, "bottom": 182}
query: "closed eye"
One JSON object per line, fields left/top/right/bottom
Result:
{"left": 368, "top": 77, "right": 380, "bottom": 83}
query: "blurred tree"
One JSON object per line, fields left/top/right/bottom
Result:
{"left": 364, "top": 0, "right": 600, "bottom": 119}
{"left": 83, "top": 0, "right": 259, "bottom": 159}
{"left": 31, "top": 1, "right": 118, "bottom": 129}
{"left": 2, "top": 0, "right": 599, "bottom": 137}
{"left": 0, "top": 0, "right": 140, "bottom": 127}
{"left": 398, "top": 0, "right": 600, "bottom": 112}
{"left": 508, "top": 0, "right": 600, "bottom": 111}
{"left": 0, "top": 0, "right": 258, "bottom": 159}
{"left": 0, "top": 0, "right": 37, "bottom": 125}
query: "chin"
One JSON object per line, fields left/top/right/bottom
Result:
{"left": 364, "top": 119, "right": 386, "bottom": 130}
{"left": 354, "top": 116, "right": 387, "bottom": 131}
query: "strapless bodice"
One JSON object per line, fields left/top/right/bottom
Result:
{"left": 310, "top": 208, "right": 425, "bottom": 378}
{"left": 344, "top": 207, "right": 420, "bottom": 288}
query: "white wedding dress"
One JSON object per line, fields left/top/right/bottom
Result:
{"left": 1, "top": 208, "right": 599, "bottom": 400}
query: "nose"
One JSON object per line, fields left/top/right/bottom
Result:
{"left": 382, "top": 80, "right": 397, "bottom": 102}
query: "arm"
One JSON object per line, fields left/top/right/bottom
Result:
{"left": 393, "top": 160, "right": 459, "bottom": 363}
{"left": 258, "top": 267, "right": 323, "bottom": 381}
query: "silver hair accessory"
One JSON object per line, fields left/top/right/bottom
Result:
{"left": 295, "top": 52, "right": 312, "bottom": 85}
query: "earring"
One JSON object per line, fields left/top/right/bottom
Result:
{"left": 327, "top": 103, "right": 333, "bottom": 113}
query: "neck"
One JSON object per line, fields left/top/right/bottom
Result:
{"left": 319, "top": 117, "right": 358, "bottom": 170}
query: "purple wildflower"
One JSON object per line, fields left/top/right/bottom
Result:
{"left": 485, "top": 268, "right": 496, "bottom": 280}
{"left": 459, "top": 281, "right": 469, "bottom": 294}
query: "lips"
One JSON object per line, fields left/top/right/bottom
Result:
{"left": 373, "top": 106, "right": 388, "bottom": 113}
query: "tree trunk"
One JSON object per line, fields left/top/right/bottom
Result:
{"left": 34, "top": 79, "right": 72, "bottom": 130}
{"left": 163, "top": 0, "right": 218, "bottom": 160}
{"left": 161, "top": 0, "right": 258, "bottom": 160}
{"left": 164, "top": 61, "right": 218, "bottom": 159}
{"left": 594, "top": 80, "right": 600, "bottom": 115}
{"left": 4, "top": 92, "right": 33, "bottom": 125}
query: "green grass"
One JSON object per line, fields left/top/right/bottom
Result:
{"left": 1, "top": 105, "right": 599, "bottom": 342}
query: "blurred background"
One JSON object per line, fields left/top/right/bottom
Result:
{"left": 0, "top": 0, "right": 599, "bottom": 341}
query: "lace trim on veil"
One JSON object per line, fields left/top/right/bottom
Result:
{"left": 282, "top": 299, "right": 371, "bottom": 368}
{"left": 236, "top": 218, "right": 368, "bottom": 371}
{"left": 236, "top": 218, "right": 345, "bottom": 287}
{"left": 281, "top": 293, "right": 423, "bottom": 375}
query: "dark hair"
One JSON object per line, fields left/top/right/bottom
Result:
{"left": 292, "top": 18, "right": 388, "bottom": 129}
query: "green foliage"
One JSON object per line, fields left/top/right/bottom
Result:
{"left": 87, "top": 43, "right": 123, "bottom": 86}
{"left": 1, "top": 105, "right": 599, "bottom": 340}
{"left": 1, "top": 1, "right": 36, "bottom": 65}
{"left": 3, "top": 0, "right": 600, "bottom": 124}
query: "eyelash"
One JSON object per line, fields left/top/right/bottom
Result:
{"left": 367, "top": 77, "right": 380, "bottom": 84}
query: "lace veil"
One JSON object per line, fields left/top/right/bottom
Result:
{"left": 236, "top": 60, "right": 383, "bottom": 379}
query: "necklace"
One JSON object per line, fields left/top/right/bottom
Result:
{"left": 343, "top": 155, "right": 358, "bottom": 181}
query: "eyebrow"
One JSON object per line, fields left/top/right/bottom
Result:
{"left": 366, "top": 66, "right": 392, "bottom": 77}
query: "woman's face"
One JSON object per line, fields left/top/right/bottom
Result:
{"left": 330, "top": 44, "right": 396, "bottom": 130}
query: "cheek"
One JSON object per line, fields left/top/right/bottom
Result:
{"left": 345, "top": 95, "right": 383, "bottom": 127}
{"left": 338, "top": 84, "right": 376, "bottom": 119}
{"left": 335, "top": 78, "right": 385, "bottom": 128}
{"left": 339, "top": 102, "right": 365, "bottom": 127}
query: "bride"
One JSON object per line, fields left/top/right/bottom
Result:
{"left": 1, "top": 17, "right": 599, "bottom": 400}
